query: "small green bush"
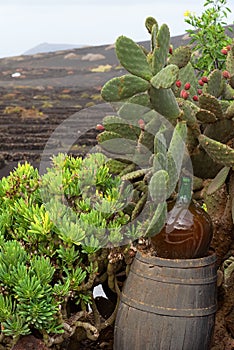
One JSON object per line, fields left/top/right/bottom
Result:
{"left": 0, "top": 153, "right": 138, "bottom": 348}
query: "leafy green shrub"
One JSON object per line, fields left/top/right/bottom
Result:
{"left": 0, "top": 154, "right": 138, "bottom": 348}
{"left": 184, "top": 0, "right": 232, "bottom": 74}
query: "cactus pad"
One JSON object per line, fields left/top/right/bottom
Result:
{"left": 177, "top": 62, "right": 198, "bottom": 98}
{"left": 205, "top": 70, "right": 223, "bottom": 98}
{"left": 152, "top": 23, "right": 170, "bottom": 74}
{"left": 122, "top": 168, "right": 150, "bottom": 181}
{"left": 153, "top": 152, "right": 168, "bottom": 173}
{"left": 145, "top": 202, "right": 167, "bottom": 237}
{"left": 168, "top": 121, "right": 187, "bottom": 174}
{"left": 166, "top": 152, "right": 179, "bottom": 194}
{"left": 101, "top": 75, "right": 150, "bottom": 102}
{"left": 151, "top": 64, "right": 179, "bottom": 89}
{"left": 196, "top": 109, "right": 217, "bottom": 123}
{"left": 207, "top": 166, "right": 230, "bottom": 195}
{"left": 115, "top": 36, "right": 153, "bottom": 80}
{"left": 103, "top": 115, "right": 140, "bottom": 140}
{"left": 106, "top": 159, "right": 132, "bottom": 175}
{"left": 149, "top": 87, "right": 181, "bottom": 122}
{"left": 149, "top": 170, "right": 169, "bottom": 203}
{"left": 199, "top": 93, "right": 223, "bottom": 119}
{"left": 225, "top": 102, "right": 234, "bottom": 119}
{"left": 177, "top": 99, "right": 200, "bottom": 129}
{"left": 145, "top": 16, "right": 158, "bottom": 34}
{"left": 223, "top": 83, "right": 234, "bottom": 100}
{"left": 168, "top": 46, "right": 191, "bottom": 68}
{"left": 226, "top": 47, "right": 234, "bottom": 76}
{"left": 199, "top": 134, "right": 234, "bottom": 167}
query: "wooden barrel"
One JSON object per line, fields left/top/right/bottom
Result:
{"left": 114, "top": 251, "right": 217, "bottom": 350}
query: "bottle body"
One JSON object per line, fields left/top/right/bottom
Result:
{"left": 150, "top": 201, "right": 213, "bottom": 259}
{"left": 150, "top": 176, "right": 213, "bottom": 259}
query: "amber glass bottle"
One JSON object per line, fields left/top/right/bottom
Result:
{"left": 150, "top": 176, "right": 213, "bottom": 259}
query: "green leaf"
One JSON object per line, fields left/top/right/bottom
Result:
{"left": 2, "top": 314, "right": 30, "bottom": 337}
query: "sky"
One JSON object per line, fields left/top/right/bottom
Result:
{"left": 0, "top": 0, "right": 233, "bottom": 58}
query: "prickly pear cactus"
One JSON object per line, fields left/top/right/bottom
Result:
{"left": 98, "top": 15, "right": 234, "bottom": 240}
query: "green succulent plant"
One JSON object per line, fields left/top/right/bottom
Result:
{"left": 0, "top": 154, "right": 138, "bottom": 348}
{"left": 99, "top": 15, "right": 234, "bottom": 238}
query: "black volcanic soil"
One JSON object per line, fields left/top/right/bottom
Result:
{"left": 0, "top": 32, "right": 197, "bottom": 178}
{"left": 0, "top": 43, "right": 127, "bottom": 177}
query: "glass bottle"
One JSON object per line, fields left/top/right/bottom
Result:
{"left": 150, "top": 176, "right": 213, "bottom": 259}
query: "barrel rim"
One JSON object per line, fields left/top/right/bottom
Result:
{"left": 136, "top": 250, "right": 217, "bottom": 268}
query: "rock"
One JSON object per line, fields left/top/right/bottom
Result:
{"left": 64, "top": 52, "right": 80, "bottom": 60}
{"left": 81, "top": 53, "right": 105, "bottom": 61}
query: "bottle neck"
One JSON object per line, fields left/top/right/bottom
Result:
{"left": 177, "top": 176, "right": 192, "bottom": 205}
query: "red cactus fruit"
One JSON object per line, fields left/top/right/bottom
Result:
{"left": 226, "top": 45, "right": 231, "bottom": 51}
{"left": 222, "top": 70, "right": 231, "bottom": 79}
{"left": 201, "top": 76, "right": 208, "bottom": 83}
{"left": 221, "top": 48, "right": 228, "bottom": 55}
{"left": 197, "top": 89, "right": 203, "bottom": 95}
{"left": 193, "top": 95, "right": 199, "bottom": 101}
{"left": 184, "top": 82, "right": 191, "bottom": 90}
{"left": 96, "top": 124, "right": 105, "bottom": 131}
{"left": 175, "top": 80, "right": 182, "bottom": 88}
{"left": 138, "top": 119, "right": 145, "bottom": 130}
{"left": 180, "top": 89, "right": 189, "bottom": 100}
{"left": 198, "top": 79, "right": 204, "bottom": 86}
{"left": 169, "top": 46, "right": 173, "bottom": 54}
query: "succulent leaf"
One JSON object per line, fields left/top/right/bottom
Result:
{"left": 121, "top": 168, "right": 150, "bottom": 181}
{"left": 153, "top": 153, "right": 168, "bottom": 173}
{"left": 199, "top": 93, "right": 223, "bottom": 119}
{"left": 205, "top": 70, "right": 223, "bottom": 98}
{"left": 204, "top": 119, "right": 234, "bottom": 143}
{"left": 106, "top": 159, "right": 132, "bottom": 175}
{"left": 168, "top": 121, "right": 187, "bottom": 174}
{"left": 103, "top": 115, "right": 140, "bottom": 140}
{"left": 225, "top": 102, "right": 234, "bottom": 119}
{"left": 152, "top": 24, "right": 170, "bottom": 74}
{"left": 154, "top": 125, "right": 167, "bottom": 155}
{"left": 101, "top": 75, "right": 150, "bottom": 102}
{"left": 145, "top": 202, "right": 167, "bottom": 237}
{"left": 222, "top": 83, "right": 234, "bottom": 100}
{"left": 226, "top": 48, "right": 234, "bottom": 76}
{"left": 151, "top": 24, "right": 158, "bottom": 51}
{"left": 131, "top": 193, "right": 148, "bottom": 220}
{"left": 145, "top": 16, "right": 158, "bottom": 34}
{"left": 168, "top": 46, "right": 191, "bottom": 68}
{"left": 149, "top": 87, "right": 181, "bottom": 122}
{"left": 177, "top": 99, "right": 200, "bottom": 132}
{"left": 199, "top": 134, "right": 234, "bottom": 167}
{"left": 149, "top": 170, "right": 169, "bottom": 203}
{"left": 115, "top": 36, "right": 153, "bottom": 80}
{"left": 151, "top": 64, "right": 179, "bottom": 89}
{"left": 207, "top": 166, "right": 230, "bottom": 195}
{"left": 177, "top": 62, "right": 198, "bottom": 98}
{"left": 196, "top": 109, "right": 217, "bottom": 123}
